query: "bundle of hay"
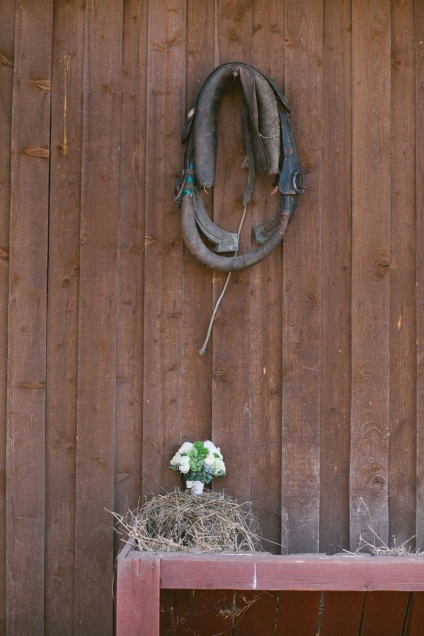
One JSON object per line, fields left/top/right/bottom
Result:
{"left": 113, "top": 489, "right": 263, "bottom": 553}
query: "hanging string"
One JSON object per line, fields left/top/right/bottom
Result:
{"left": 198, "top": 203, "right": 248, "bottom": 356}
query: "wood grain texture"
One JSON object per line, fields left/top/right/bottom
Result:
{"left": 415, "top": 0, "right": 424, "bottom": 548}
{"left": 6, "top": 2, "right": 53, "bottom": 633}
{"left": 183, "top": 590, "right": 237, "bottom": 636}
{"left": 233, "top": 590, "right": 279, "bottom": 635}
{"left": 3, "top": 0, "right": 424, "bottom": 630}
{"left": 320, "top": 591, "right": 364, "bottom": 636}
{"left": 249, "top": 0, "right": 285, "bottom": 554}
{"left": 73, "top": 2, "right": 123, "bottom": 633}
{"left": 116, "top": 555, "right": 160, "bottom": 636}
{"left": 350, "top": 0, "right": 391, "bottom": 551}
{"left": 114, "top": 0, "right": 147, "bottom": 541}
{"left": 281, "top": 0, "right": 323, "bottom": 554}
{"left": 388, "top": 0, "right": 416, "bottom": 550}
{"left": 409, "top": 592, "right": 424, "bottom": 636}
{"left": 319, "top": 0, "right": 352, "bottom": 555}
{"left": 123, "top": 550, "right": 424, "bottom": 591}
{"left": 142, "top": 0, "right": 187, "bottom": 497}
{"left": 0, "top": 4, "right": 15, "bottom": 632}
{"left": 45, "top": 3, "right": 85, "bottom": 634}
{"left": 359, "top": 591, "right": 410, "bottom": 636}
{"left": 276, "top": 591, "right": 321, "bottom": 636}
{"left": 180, "top": 0, "right": 215, "bottom": 445}
{"left": 211, "top": 0, "right": 253, "bottom": 502}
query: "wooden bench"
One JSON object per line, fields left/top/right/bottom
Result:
{"left": 116, "top": 544, "right": 424, "bottom": 635}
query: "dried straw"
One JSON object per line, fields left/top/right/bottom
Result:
{"left": 112, "top": 489, "right": 263, "bottom": 553}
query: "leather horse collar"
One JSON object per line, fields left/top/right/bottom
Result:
{"left": 174, "top": 62, "right": 305, "bottom": 272}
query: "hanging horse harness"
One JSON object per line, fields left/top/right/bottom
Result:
{"left": 174, "top": 62, "right": 305, "bottom": 272}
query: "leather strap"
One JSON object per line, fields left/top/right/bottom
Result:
{"left": 175, "top": 62, "right": 305, "bottom": 271}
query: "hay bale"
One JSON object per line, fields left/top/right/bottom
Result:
{"left": 113, "top": 489, "right": 263, "bottom": 553}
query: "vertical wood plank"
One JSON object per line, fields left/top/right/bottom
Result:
{"left": 142, "top": 0, "right": 187, "bottom": 496}
{"left": 233, "top": 591, "right": 279, "bottom": 635}
{"left": 114, "top": 0, "right": 147, "bottom": 533}
{"left": 319, "top": 0, "right": 352, "bottom": 555}
{"left": 0, "top": 3, "right": 16, "bottom": 633}
{"left": 281, "top": 0, "right": 323, "bottom": 554}
{"left": 276, "top": 591, "right": 321, "bottom": 636}
{"left": 350, "top": 0, "right": 391, "bottom": 551}
{"left": 211, "top": 0, "right": 253, "bottom": 504}
{"left": 45, "top": 2, "right": 85, "bottom": 634}
{"left": 6, "top": 2, "right": 53, "bottom": 634}
{"left": 388, "top": 0, "right": 417, "bottom": 550}
{"left": 74, "top": 2, "right": 123, "bottom": 633}
{"left": 249, "top": 0, "right": 285, "bottom": 553}
{"left": 320, "top": 592, "right": 364, "bottom": 636}
{"left": 180, "top": 0, "right": 215, "bottom": 446}
{"left": 409, "top": 593, "right": 424, "bottom": 636}
{"left": 184, "top": 590, "right": 235, "bottom": 636}
{"left": 160, "top": 589, "right": 191, "bottom": 635}
{"left": 116, "top": 556, "right": 160, "bottom": 636}
{"left": 360, "top": 591, "right": 410, "bottom": 636}
{"left": 415, "top": 0, "right": 424, "bottom": 548}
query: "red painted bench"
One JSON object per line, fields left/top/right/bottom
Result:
{"left": 116, "top": 544, "right": 424, "bottom": 635}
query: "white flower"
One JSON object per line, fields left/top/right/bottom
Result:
{"left": 213, "top": 458, "right": 226, "bottom": 475}
{"left": 179, "top": 442, "right": 194, "bottom": 453}
{"left": 204, "top": 454, "right": 215, "bottom": 466}
{"left": 204, "top": 440, "right": 223, "bottom": 459}
{"left": 179, "top": 456, "right": 191, "bottom": 474}
{"left": 170, "top": 452, "right": 182, "bottom": 466}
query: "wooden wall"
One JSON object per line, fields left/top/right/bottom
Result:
{"left": 0, "top": 0, "right": 423, "bottom": 633}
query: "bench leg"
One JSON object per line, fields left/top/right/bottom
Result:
{"left": 117, "top": 556, "right": 160, "bottom": 635}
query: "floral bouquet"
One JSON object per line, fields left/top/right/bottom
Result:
{"left": 170, "top": 441, "right": 226, "bottom": 494}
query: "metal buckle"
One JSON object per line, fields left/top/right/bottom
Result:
{"left": 292, "top": 170, "right": 307, "bottom": 195}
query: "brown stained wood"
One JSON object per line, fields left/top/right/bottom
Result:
{"left": 319, "top": 0, "right": 352, "bottom": 555}
{"left": 281, "top": 0, "right": 323, "bottom": 554}
{"left": 359, "top": 591, "right": 410, "bottom": 636}
{"left": 160, "top": 589, "right": 191, "bottom": 635}
{"left": 116, "top": 555, "right": 160, "bottom": 636}
{"left": 211, "top": 0, "right": 253, "bottom": 504}
{"left": 249, "top": 0, "right": 285, "bottom": 554}
{"left": 45, "top": 3, "right": 85, "bottom": 634}
{"left": 180, "top": 1, "right": 215, "bottom": 444}
{"left": 320, "top": 591, "right": 365, "bottom": 636}
{"left": 233, "top": 590, "right": 279, "bottom": 635}
{"left": 388, "top": 0, "right": 417, "bottom": 550}
{"left": 276, "top": 591, "right": 321, "bottom": 636}
{"left": 409, "top": 592, "right": 424, "bottom": 636}
{"left": 350, "top": 0, "right": 391, "bottom": 551}
{"left": 125, "top": 551, "right": 424, "bottom": 592}
{"left": 0, "top": 4, "right": 15, "bottom": 633}
{"left": 184, "top": 590, "right": 235, "bottom": 636}
{"left": 415, "top": 0, "right": 424, "bottom": 550}
{"left": 114, "top": 0, "right": 147, "bottom": 545}
{"left": 74, "top": 3, "right": 123, "bottom": 634}
{"left": 142, "top": 0, "right": 187, "bottom": 498}
{"left": 6, "top": 2, "right": 53, "bottom": 634}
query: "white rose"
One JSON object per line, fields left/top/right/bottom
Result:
{"left": 204, "top": 441, "right": 223, "bottom": 458}
{"left": 213, "top": 458, "right": 226, "bottom": 475}
{"left": 204, "top": 454, "right": 215, "bottom": 466}
{"left": 179, "top": 442, "right": 194, "bottom": 453}
{"left": 170, "top": 452, "right": 182, "bottom": 466}
{"left": 179, "top": 456, "right": 191, "bottom": 474}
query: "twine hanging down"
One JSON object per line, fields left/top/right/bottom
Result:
{"left": 198, "top": 202, "right": 248, "bottom": 356}
{"left": 174, "top": 62, "right": 305, "bottom": 353}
